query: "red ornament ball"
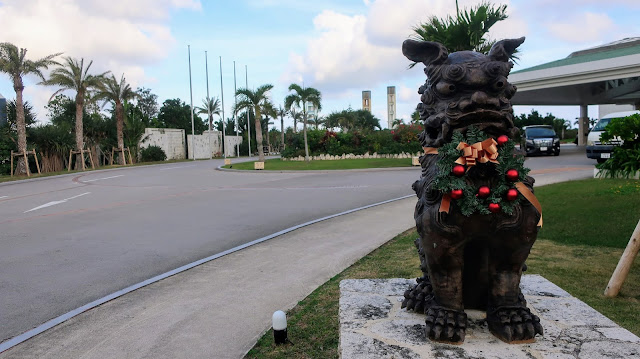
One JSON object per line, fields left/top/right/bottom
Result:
{"left": 452, "top": 165, "right": 466, "bottom": 177}
{"left": 477, "top": 186, "right": 491, "bottom": 198}
{"left": 450, "top": 189, "right": 464, "bottom": 200}
{"left": 506, "top": 169, "right": 519, "bottom": 182}
{"left": 506, "top": 188, "right": 518, "bottom": 201}
{"left": 497, "top": 135, "right": 509, "bottom": 146}
{"left": 488, "top": 203, "right": 501, "bottom": 213}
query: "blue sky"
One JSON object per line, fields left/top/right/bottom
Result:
{"left": 1, "top": 0, "right": 639, "bottom": 131}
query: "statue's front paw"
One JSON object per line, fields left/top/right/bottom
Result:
{"left": 402, "top": 277, "right": 433, "bottom": 313}
{"left": 487, "top": 306, "right": 543, "bottom": 343}
{"left": 424, "top": 306, "right": 467, "bottom": 344}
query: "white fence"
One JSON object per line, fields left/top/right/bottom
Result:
{"left": 187, "top": 132, "right": 243, "bottom": 159}
{"left": 140, "top": 128, "right": 186, "bottom": 160}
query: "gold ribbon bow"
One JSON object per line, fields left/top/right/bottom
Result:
{"left": 455, "top": 138, "right": 499, "bottom": 166}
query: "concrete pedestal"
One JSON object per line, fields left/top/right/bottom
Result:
{"left": 339, "top": 275, "right": 640, "bottom": 359}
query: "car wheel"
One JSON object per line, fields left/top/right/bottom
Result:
{"left": 553, "top": 149, "right": 560, "bottom": 156}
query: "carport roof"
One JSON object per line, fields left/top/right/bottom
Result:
{"left": 514, "top": 38, "right": 640, "bottom": 74}
{"left": 509, "top": 38, "right": 640, "bottom": 106}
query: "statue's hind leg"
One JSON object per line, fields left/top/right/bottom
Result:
{"left": 486, "top": 211, "right": 543, "bottom": 343}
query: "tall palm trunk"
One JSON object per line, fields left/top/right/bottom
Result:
{"left": 74, "top": 92, "right": 85, "bottom": 170}
{"left": 254, "top": 106, "right": 264, "bottom": 162}
{"left": 280, "top": 114, "right": 284, "bottom": 151}
{"left": 303, "top": 111, "right": 309, "bottom": 162}
{"left": 115, "top": 100, "right": 125, "bottom": 165}
{"left": 14, "top": 79, "right": 28, "bottom": 175}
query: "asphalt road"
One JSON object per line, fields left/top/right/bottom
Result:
{"left": 0, "top": 146, "right": 595, "bottom": 346}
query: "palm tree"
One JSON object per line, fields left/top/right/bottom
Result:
{"left": 411, "top": 1, "right": 509, "bottom": 64}
{"left": 275, "top": 105, "right": 288, "bottom": 151}
{"left": 235, "top": 84, "right": 273, "bottom": 162}
{"left": 261, "top": 101, "right": 277, "bottom": 153}
{"left": 285, "top": 84, "right": 321, "bottom": 162}
{"left": 94, "top": 74, "right": 136, "bottom": 165}
{"left": 0, "top": 42, "right": 60, "bottom": 175}
{"left": 196, "top": 97, "right": 221, "bottom": 131}
{"left": 41, "top": 57, "right": 109, "bottom": 169}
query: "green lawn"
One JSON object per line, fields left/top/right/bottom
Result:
{"left": 224, "top": 158, "right": 414, "bottom": 171}
{"left": 246, "top": 178, "right": 640, "bottom": 359}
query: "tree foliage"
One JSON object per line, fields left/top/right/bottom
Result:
{"left": 156, "top": 98, "right": 206, "bottom": 135}
{"left": 285, "top": 84, "right": 321, "bottom": 161}
{"left": 411, "top": 1, "right": 512, "bottom": 67}
{"left": 136, "top": 87, "right": 159, "bottom": 121}
{"left": 235, "top": 84, "right": 274, "bottom": 161}
{"left": 324, "top": 108, "right": 381, "bottom": 133}
{"left": 596, "top": 114, "right": 640, "bottom": 178}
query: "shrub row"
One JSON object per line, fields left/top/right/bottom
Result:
{"left": 282, "top": 125, "right": 422, "bottom": 158}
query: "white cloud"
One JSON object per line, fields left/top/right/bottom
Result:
{"left": 546, "top": 12, "right": 616, "bottom": 43}
{"left": 0, "top": 0, "right": 200, "bottom": 121}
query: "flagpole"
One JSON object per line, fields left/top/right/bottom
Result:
{"left": 205, "top": 51, "right": 212, "bottom": 160}
{"left": 245, "top": 65, "right": 250, "bottom": 158}
{"left": 219, "top": 56, "right": 226, "bottom": 158}
{"left": 188, "top": 45, "right": 195, "bottom": 161}
{"left": 233, "top": 61, "right": 239, "bottom": 158}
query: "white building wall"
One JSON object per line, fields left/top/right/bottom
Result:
{"left": 187, "top": 132, "right": 243, "bottom": 159}
{"left": 140, "top": 128, "right": 186, "bottom": 160}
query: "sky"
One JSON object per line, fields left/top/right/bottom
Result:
{"left": 1, "top": 0, "right": 639, "bottom": 131}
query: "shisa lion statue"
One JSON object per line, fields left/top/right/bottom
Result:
{"left": 401, "top": 37, "right": 544, "bottom": 344}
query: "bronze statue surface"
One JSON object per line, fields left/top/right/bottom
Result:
{"left": 401, "top": 37, "right": 544, "bottom": 344}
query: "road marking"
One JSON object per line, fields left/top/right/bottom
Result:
{"left": 159, "top": 165, "right": 196, "bottom": 171}
{"left": 24, "top": 192, "right": 91, "bottom": 213}
{"left": 83, "top": 175, "right": 124, "bottom": 182}
{"left": 0, "top": 196, "right": 8, "bottom": 199}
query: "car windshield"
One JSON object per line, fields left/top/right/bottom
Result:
{"left": 592, "top": 118, "right": 613, "bottom": 131}
{"left": 526, "top": 128, "right": 555, "bottom": 137}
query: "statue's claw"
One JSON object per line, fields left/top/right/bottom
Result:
{"left": 424, "top": 306, "right": 467, "bottom": 344}
{"left": 487, "top": 306, "right": 543, "bottom": 343}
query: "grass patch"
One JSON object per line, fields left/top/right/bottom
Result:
{"left": 224, "top": 158, "right": 413, "bottom": 171}
{"left": 246, "top": 179, "right": 640, "bottom": 358}
{"left": 536, "top": 178, "right": 640, "bottom": 248}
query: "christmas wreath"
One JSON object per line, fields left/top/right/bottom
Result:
{"left": 431, "top": 127, "right": 530, "bottom": 216}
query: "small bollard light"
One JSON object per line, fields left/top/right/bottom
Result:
{"left": 272, "top": 310, "right": 287, "bottom": 345}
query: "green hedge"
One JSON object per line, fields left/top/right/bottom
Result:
{"left": 282, "top": 125, "right": 423, "bottom": 158}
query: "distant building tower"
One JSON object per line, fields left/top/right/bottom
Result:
{"left": 362, "top": 90, "right": 371, "bottom": 112}
{"left": 0, "top": 92, "right": 6, "bottom": 127}
{"left": 387, "top": 86, "right": 396, "bottom": 129}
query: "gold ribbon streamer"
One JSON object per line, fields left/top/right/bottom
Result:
{"left": 423, "top": 147, "right": 439, "bottom": 155}
{"left": 439, "top": 193, "right": 451, "bottom": 213}
{"left": 515, "top": 182, "right": 543, "bottom": 227}
{"left": 455, "top": 138, "right": 499, "bottom": 167}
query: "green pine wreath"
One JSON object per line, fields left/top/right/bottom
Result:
{"left": 432, "top": 127, "right": 530, "bottom": 216}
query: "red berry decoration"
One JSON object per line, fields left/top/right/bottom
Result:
{"left": 506, "top": 169, "right": 519, "bottom": 182}
{"left": 488, "top": 203, "right": 501, "bottom": 213}
{"left": 497, "top": 135, "right": 509, "bottom": 146}
{"left": 452, "top": 165, "right": 465, "bottom": 177}
{"left": 450, "top": 189, "right": 463, "bottom": 199}
{"left": 506, "top": 188, "right": 518, "bottom": 201}
{"left": 477, "top": 186, "right": 491, "bottom": 198}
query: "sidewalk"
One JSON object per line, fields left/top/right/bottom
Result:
{"left": 1, "top": 198, "right": 416, "bottom": 359}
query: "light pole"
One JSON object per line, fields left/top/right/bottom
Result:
{"left": 188, "top": 45, "right": 195, "bottom": 161}
{"left": 205, "top": 51, "right": 212, "bottom": 160}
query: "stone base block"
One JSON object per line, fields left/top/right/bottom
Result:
{"left": 339, "top": 275, "right": 640, "bottom": 358}
{"left": 224, "top": 158, "right": 231, "bottom": 165}
{"left": 254, "top": 161, "right": 264, "bottom": 170}
{"left": 412, "top": 157, "right": 420, "bottom": 166}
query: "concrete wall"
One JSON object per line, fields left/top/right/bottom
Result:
{"left": 140, "top": 128, "right": 186, "bottom": 160}
{"left": 187, "top": 132, "right": 243, "bottom": 159}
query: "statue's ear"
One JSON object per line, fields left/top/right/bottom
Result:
{"left": 402, "top": 39, "right": 448, "bottom": 66}
{"left": 488, "top": 37, "right": 525, "bottom": 62}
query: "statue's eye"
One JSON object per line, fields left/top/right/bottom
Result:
{"left": 492, "top": 77, "right": 507, "bottom": 92}
{"left": 435, "top": 82, "right": 456, "bottom": 96}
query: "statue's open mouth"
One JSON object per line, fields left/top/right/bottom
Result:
{"left": 447, "top": 109, "right": 514, "bottom": 138}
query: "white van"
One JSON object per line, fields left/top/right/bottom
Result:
{"left": 586, "top": 110, "right": 639, "bottom": 163}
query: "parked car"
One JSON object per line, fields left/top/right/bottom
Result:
{"left": 586, "top": 110, "right": 639, "bottom": 163}
{"left": 522, "top": 125, "right": 560, "bottom": 156}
